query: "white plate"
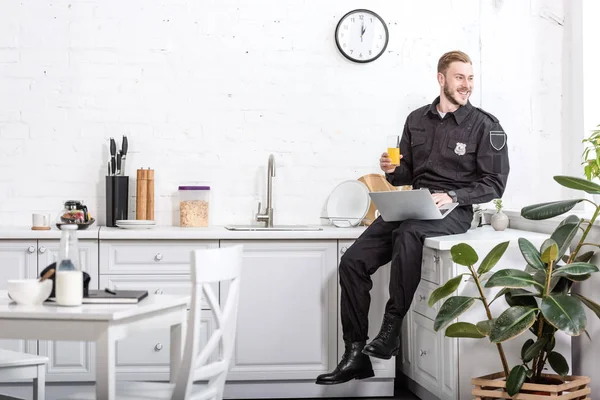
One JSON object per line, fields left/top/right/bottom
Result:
{"left": 116, "top": 224, "right": 155, "bottom": 229}
{"left": 116, "top": 220, "right": 156, "bottom": 225}
{"left": 326, "top": 180, "right": 370, "bottom": 227}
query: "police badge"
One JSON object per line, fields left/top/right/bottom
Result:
{"left": 490, "top": 131, "right": 506, "bottom": 151}
{"left": 454, "top": 142, "right": 466, "bottom": 156}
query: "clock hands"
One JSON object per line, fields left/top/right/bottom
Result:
{"left": 361, "top": 21, "right": 365, "bottom": 42}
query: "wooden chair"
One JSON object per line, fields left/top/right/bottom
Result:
{"left": 65, "top": 244, "right": 243, "bottom": 400}
{"left": 0, "top": 349, "right": 48, "bottom": 400}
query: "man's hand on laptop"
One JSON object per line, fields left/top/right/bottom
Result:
{"left": 431, "top": 193, "right": 453, "bottom": 208}
{"left": 380, "top": 152, "right": 403, "bottom": 174}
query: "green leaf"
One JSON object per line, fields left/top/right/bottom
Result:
{"left": 551, "top": 277, "right": 574, "bottom": 295}
{"left": 505, "top": 290, "right": 538, "bottom": 309}
{"left": 485, "top": 269, "right": 544, "bottom": 289}
{"left": 575, "top": 251, "right": 595, "bottom": 263}
{"left": 490, "top": 306, "right": 538, "bottom": 343}
{"left": 520, "top": 338, "right": 534, "bottom": 359}
{"left": 521, "top": 200, "right": 584, "bottom": 220}
{"left": 545, "top": 336, "right": 556, "bottom": 352}
{"left": 428, "top": 274, "right": 465, "bottom": 307}
{"left": 477, "top": 241, "right": 510, "bottom": 275}
{"left": 574, "top": 294, "right": 600, "bottom": 319}
{"left": 433, "top": 296, "right": 476, "bottom": 332}
{"left": 450, "top": 243, "right": 478, "bottom": 266}
{"left": 540, "top": 239, "right": 559, "bottom": 263}
{"left": 548, "top": 351, "right": 570, "bottom": 376}
{"left": 444, "top": 322, "right": 486, "bottom": 338}
{"left": 523, "top": 337, "right": 547, "bottom": 362}
{"left": 551, "top": 217, "right": 581, "bottom": 259}
{"left": 564, "top": 273, "right": 592, "bottom": 282}
{"left": 506, "top": 365, "right": 528, "bottom": 396}
{"left": 541, "top": 295, "right": 587, "bottom": 335}
{"left": 554, "top": 175, "right": 600, "bottom": 194}
{"left": 476, "top": 320, "right": 494, "bottom": 336}
{"left": 553, "top": 262, "right": 599, "bottom": 277}
{"left": 518, "top": 238, "right": 545, "bottom": 271}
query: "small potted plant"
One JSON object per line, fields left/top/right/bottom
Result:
{"left": 429, "top": 175, "right": 600, "bottom": 398}
{"left": 491, "top": 199, "right": 509, "bottom": 231}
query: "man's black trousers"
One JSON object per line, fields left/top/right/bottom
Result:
{"left": 339, "top": 206, "right": 473, "bottom": 342}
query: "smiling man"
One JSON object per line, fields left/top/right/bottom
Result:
{"left": 316, "top": 50, "right": 510, "bottom": 385}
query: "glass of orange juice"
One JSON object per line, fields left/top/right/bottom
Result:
{"left": 387, "top": 135, "right": 400, "bottom": 166}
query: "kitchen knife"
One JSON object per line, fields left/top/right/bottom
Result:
{"left": 109, "top": 137, "right": 116, "bottom": 176}
{"left": 120, "top": 135, "right": 128, "bottom": 176}
{"left": 116, "top": 153, "right": 122, "bottom": 176}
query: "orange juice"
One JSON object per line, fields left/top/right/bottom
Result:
{"left": 387, "top": 147, "right": 400, "bottom": 165}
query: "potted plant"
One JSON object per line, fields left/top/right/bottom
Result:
{"left": 491, "top": 199, "right": 509, "bottom": 231}
{"left": 429, "top": 175, "right": 600, "bottom": 398}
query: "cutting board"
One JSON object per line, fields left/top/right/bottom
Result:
{"left": 357, "top": 174, "right": 397, "bottom": 226}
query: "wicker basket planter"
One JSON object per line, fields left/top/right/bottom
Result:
{"left": 472, "top": 371, "right": 591, "bottom": 399}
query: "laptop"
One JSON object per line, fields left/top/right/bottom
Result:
{"left": 369, "top": 189, "right": 459, "bottom": 221}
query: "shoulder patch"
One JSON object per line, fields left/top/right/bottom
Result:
{"left": 476, "top": 107, "right": 499, "bottom": 123}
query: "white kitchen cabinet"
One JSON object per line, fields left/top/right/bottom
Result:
{"left": 219, "top": 240, "right": 338, "bottom": 381}
{"left": 37, "top": 240, "right": 99, "bottom": 382}
{"left": 402, "top": 228, "right": 572, "bottom": 400}
{"left": 0, "top": 240, "right": 38, "bottom": 354}
{"left": 99, "top": 274, "right": 216, "bottom": 381}
{"left": 336, "top": 240, "right": 395, "bottom": 378}
{"left": 99, "top": 240, "right": 219, "bottom": 274}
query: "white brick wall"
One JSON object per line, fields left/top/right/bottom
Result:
{"left": 0, "top": 0, "right": 568, "bottom": 226}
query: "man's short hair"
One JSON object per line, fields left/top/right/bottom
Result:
{"left": 437, "top": 51, "right": 472, "bottom": 75}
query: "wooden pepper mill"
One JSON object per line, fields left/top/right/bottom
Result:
{"left": 136, "top": 168, "right": 154, "bottom": 220}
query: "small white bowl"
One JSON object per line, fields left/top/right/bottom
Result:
{"left": 7, "top": 279, "right": 53, "bottom": 305}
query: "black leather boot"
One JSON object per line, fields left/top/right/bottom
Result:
{"left": 362, "top": 314, "right": 402, "bottom": 360}
{"left": 315, "top": 341, "right": 374, "bottom": 385}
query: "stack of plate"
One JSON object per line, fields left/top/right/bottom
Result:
{"left": 115, "top": 220, "right": 156, "bottom": 229}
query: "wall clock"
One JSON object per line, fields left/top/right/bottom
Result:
{"left": 334, "top": 9, "right": 389, "bottom": 63}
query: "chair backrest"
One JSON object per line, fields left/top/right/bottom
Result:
{"left": 170, "top": 245, "right": 243, "bottom": 400}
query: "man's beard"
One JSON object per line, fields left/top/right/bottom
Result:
{"left": 443, "top": 83, "right": 467, "bottom": 106}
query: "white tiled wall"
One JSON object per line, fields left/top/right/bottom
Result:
{"left": 0, "top": 0, "right": 568, "bottom": 226}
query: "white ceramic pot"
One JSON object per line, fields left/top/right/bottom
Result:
{"left": 491, "top": 211, "right": 509, "bottom": 231}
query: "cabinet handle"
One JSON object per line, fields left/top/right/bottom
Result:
{"left": 340, "top": 247, "right": 347, "bottom": 255}
{"left": 38, "top": 246, "right": 46, "bottom": 254}
{"left": 433, "top": 255, "right": 440, "bottom": 264}
{"left": 420, "top": 349, "right": 427, "bottom": 356}
{"left": 154, "top": 343, "right": 163, "bottom": 351}
{"left": 154, "top": 253, "right": 163, "bottom": 261}
{"left": 154, "top": 289, "right": 163, "bottom": 295}
{"left": 27, "top": 246, "right": 35, "bottom": 253}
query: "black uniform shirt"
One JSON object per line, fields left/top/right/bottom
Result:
{"left": 386, "top": 97, "right": 510, "bottom": 206}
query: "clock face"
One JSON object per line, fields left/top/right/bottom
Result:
{"left": 335, "top": 9, "right": 389, "bottom": 63}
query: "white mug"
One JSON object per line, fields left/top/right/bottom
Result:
{"left": 32, "top": 213, "right": 51, "bottom": 228}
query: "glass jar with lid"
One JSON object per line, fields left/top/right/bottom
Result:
{"left": 178, "top": 186, "right": 210, "bottom": 227}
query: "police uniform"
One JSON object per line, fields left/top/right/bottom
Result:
{"left": 339, "top": 96, "right": 510, "bottom": 343}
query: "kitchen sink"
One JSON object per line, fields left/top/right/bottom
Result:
{"left": 224, "top": 225, "right": 323, "bottom": 231}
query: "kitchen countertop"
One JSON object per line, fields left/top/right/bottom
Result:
{"left": 0, "top": 224, "right": 550, "bottom": 244}
{"left": 423, "top": 226, "right": 550, "bottom": 250}
{"left": 98, "top": 225, "right": 369, "bottom": 240}
{"left": 0, "top": 226, "right": 99, "bottom": 240}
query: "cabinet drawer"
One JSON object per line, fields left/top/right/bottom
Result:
{"left": 99, "top": 275, "right": 216, "bottom": 310}
{"left": 421, "top": 247, "right": 441, "bottom": 285}
{"left": 413, "top": 280, "right": 439, "bottom": 321}
{"left": 100, "top": 240, "right": 218, "bottom": 274}
{"left": 412, "top": 312, "right": 440, "bottom": 397}
{"left": 115, "top": 310, "right": 215, "bottom": 380}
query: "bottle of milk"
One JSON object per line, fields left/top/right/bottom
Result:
{"left": 56, "top": 224, "right": 83, "bottom": 306}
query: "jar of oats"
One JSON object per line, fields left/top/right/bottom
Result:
{"left": 178, "top": 186, "right": 210, "bottom": 227}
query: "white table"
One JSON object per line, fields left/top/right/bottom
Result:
{"left": 0, "top": 292, "right": 188, "bottom": 400}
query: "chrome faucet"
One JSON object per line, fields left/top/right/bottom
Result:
{"left": 256, "top": 154, "right": 276, "bottom": 227}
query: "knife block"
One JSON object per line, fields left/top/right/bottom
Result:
{"left": 106, "top": 175, "right": 129, "bottom": 227}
